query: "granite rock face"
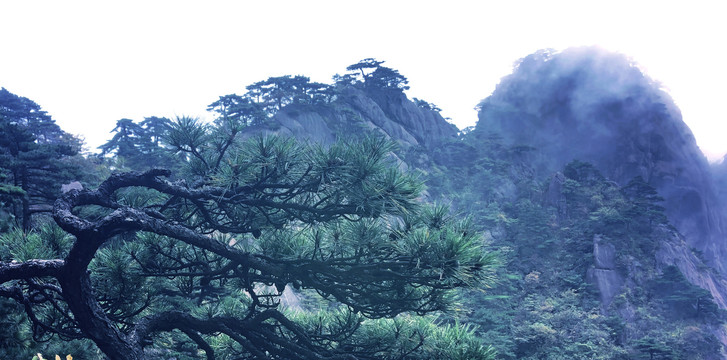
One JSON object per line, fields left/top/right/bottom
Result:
{"left": 586, "top": 235, "right": 623, "bottom": 310}
{"left": 655, "top": 225, "right": 727, "bottom": 309}
{"left": 250, "top": 87, "right": 458, "bottom": 151}
{"left": 712, "top": 155, "right": 727, "bottom": 221}
{"left": 476, "top": 47, "right": 727, "bottom": 274}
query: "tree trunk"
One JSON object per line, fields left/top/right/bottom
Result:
{"left": 58, "top": 263, "right": 145, "bottom": 359}
{"left": 21, "top": 168, "right": 30, "bottom": 231}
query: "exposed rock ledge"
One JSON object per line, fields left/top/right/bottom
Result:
{"left": 655, "top": 225, "right": 727, "bottom": 309}
{"left": 587, "top": 235, "right": 623, "bottom": 311}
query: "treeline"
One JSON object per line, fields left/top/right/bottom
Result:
{"left": 0, "top": 88, "right": 89, "bottom": 231}
{"left": 96, "top": 58, "right": 438, "bottom": 172}
{"left": 207, "top": 58, "right": 411, "bottom": 127}
{"left": 0, "top": 58, "right": 422, "bottom": 216}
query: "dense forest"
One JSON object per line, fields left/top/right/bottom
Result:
{"left": 2, "top": 48, "right": 727, "bottom": 359}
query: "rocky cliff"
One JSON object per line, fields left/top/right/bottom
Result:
{"left": 712, "top": 155, "right": 727, "bottom": 220}
{"left": 249, "top": 86, "right": 458, "bottom": 151}
{"left": 475, "top": 47, "right": 727, "bottom": 275}
{"left": 586, "top": 234, "right": 624, "bottom": 310}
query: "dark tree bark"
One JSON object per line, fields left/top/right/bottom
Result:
{"left": 39, "top": 168, "right": 352, "bottom": 359}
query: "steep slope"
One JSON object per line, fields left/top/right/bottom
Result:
{"left": 713, "top": 155, "right": 727, "bottom": 220}
{"left": 475, "top": 47, "right": 727, "bottom": 274}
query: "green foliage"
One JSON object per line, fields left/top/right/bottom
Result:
{"left": 633, "top": 336, "right": 674, "bottom": 359}
{"left": 0, "top": 298, "right": 98, "bottom": 359}
{"left": 0, "top": 223, "right": 73, "bottom": 261}
{"left": 337, "top": 58, "right": 410, "bottom": 92}
{"left": 207, "top": 94, "right": 266, "bottom": 127}
{"left": 412, "top": 97, "right": 442, "bottom": 112}
{"left": 4, "top": 60, "right": 726, "bottom": 359}
{"left": 88, "top": 132, "right": 495, "bottom": 358}
{"left": 284, "top": 310, "right": 496, "bottom": 359}
{"left": 425, "top": 129, "right": 724, "bottom": 359}
{"left": 241, "top": 75, "right": 334, "bottom": 116}
{"left": 0, "top": 87, "right": 87, "bottom": 230}
{"left": 651, "top": 266, "right": 721, "bottom": 320}
{"left": 98, "top": 116, "right": 178, "bottom": 171}
{"left": 2, "top": 102, "right": 498, "bottom": 359}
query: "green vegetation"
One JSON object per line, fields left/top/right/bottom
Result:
{"left": 2, "top": 57, "right": 726, "bottom": 359}
{"left": 0, "top": 88, "right": 89, "bottom": 231}
{"left": 426, "top": 127, "right": 725, "bottom": 359}
{"left": 0, "top": 75, "right": 496, "bottom": 359}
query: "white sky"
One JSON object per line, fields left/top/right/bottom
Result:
{"left": 1, "top": 1, "right": 725, "bottom": 161}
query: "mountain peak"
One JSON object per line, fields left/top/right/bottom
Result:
{"left": 476, "top": 47, "right": 727, "bottom": 272}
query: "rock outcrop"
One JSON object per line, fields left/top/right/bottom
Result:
{"left": 586, "top": 235, "right": 623, "bottom": 311}
{"left": 655, "top": 225, "right": 727, "bottom": 309}
{"left": 250, "top": 87, "right": 458, "bottom": 151}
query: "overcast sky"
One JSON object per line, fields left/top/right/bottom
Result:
{"left": 1, "top": 1, "right": 725, "bottom": 161}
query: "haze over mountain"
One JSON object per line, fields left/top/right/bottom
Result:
{"left": 476, "top": 47, "right": 727, "bottom": 274}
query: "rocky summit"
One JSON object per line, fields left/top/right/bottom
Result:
{"left": 476, "top": 47, "right": 727, "bottom": 274}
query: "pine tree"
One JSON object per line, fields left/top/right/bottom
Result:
{"left": 0, "top": 88, "right": 83, "bottom": 230}
{"left": 0, "top": 121, "right": 498, "bottom": 359}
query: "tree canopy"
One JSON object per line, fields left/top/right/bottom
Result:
{"left": 98, "top": 116, "right": 177, "bottom": 171}
{"left": 0, "top": 114, "right": 497, "bottom": 359}
{"left": 0, "top": 88, "right": 84, "bottom": 230}
{"left": 337, "top": 58, "right": 410, "bottom": 92}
